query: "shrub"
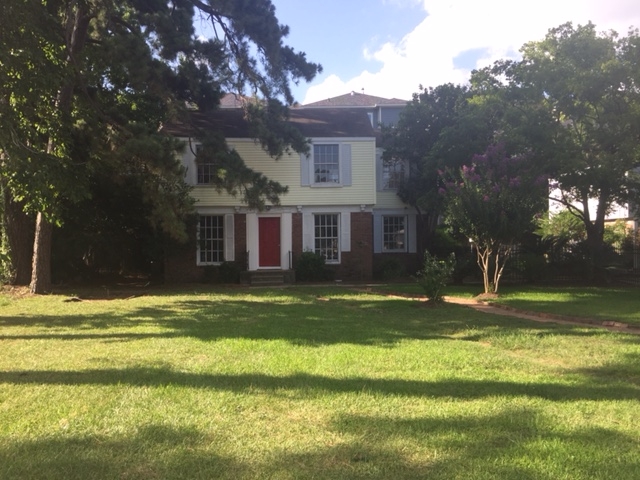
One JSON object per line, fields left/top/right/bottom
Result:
{"left": 202, "top": 261, "right": 241, "bottom": 284}
{"left": 415, "top": 251, "right": 456, "bottom": 304}
{"left": 373, "top": 258, "right": 406, "bottom": 281}
{"left": 296, "top": 251, "right": 327, "bottom": 282}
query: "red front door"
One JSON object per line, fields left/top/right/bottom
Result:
{"left": 258, "top": 217, "right": 281, "bottom": 267}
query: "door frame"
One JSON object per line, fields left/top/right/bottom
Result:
{"left": 258, "top": 216, "right": 281, "bottom": 268}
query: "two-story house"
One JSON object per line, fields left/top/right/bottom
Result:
{"left": 163, "top": 93, "right": 417, "bottom": 283}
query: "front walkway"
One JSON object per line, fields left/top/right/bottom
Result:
{"left": 443, "top": 295, "right": 640, "bottom": 335}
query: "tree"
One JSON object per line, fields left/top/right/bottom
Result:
{"left": 442, "top": 144, "right": 547, "bottom": 294}
{"left": 0, "top": 0, "right": 321, "bottom": 292}
{"left": 500, "top": 22, "right": 640, "bottom": 276}
{"left": 382, "top": 76, "right": 553, "bottom": 255}
{"left": 381, "top": 84, "right": 470, "bottom": 252}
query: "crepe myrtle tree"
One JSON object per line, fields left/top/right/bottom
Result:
{"left": 441, "top": 144, "right": 547, "bottom": 295}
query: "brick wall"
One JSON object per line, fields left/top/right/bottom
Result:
{"left": 164, "top": 214, "right": 202, "bottom": 283}
{"left": 335, "top": 212, "right": 373, "bottom": 280}
{"left": 164, "top": 213, "right": 248, "bottom": 284}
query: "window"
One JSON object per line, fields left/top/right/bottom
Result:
{"left": 314, "top": 214, "right": 339, "bottom": 262}
{"left": 198, "top": 215, "right": 224, "bottom": 264}
{"left": 313, "top": 144, "right": 340, "bottom": 183}
{"left": 383, "top": 160, "right": 405, "bottom": 190}
{"left": 195, "top": 145, "right": 216, "bottom": 184}
{"left": 383, "top": 216, "right": 406, "bottom": 252}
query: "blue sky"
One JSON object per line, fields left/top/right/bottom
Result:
{"left": 267, "top": 0, "right": 640, "bottom": 105}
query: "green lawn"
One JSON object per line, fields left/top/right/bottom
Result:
{"left": 1, "top": 286, "right": 639, "bottom": 479}
{"left": 376, "top": 283, "right": 640, "bottom": 327}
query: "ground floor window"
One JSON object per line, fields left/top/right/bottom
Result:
{"left": 198, "top": 215, "right": 224, "bottom": 264}
{"left": 383, "top": 215, "right": 406, "bottom": 252}
{"left": 314, "top": 214, "right": 339, "bottom": 262}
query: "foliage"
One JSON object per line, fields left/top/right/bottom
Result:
{"left": 295, "top": 251, "right": 328, "bottom": 282}
{"left": 415, "top": 251, "right": 456, "bottom": 303}
{"left": 202, "top": 262, "right": 242, "bottom": 284}
{"left": 0, "top": 0, "right": 321, "bottom": 292}
{"left": 374, "top": 257, "right": 407, "bottom": 281}
{"left": 536, "top": 210, "right": 586, "bottom": 247}
{"left": 497, "top": 22, "right": 640, "bottom": 274}
{"left": 381, "top": 84, "right": 471, "bottom": 250}
{"left": 442, "top": 144, "right": 547, "bottom": 294}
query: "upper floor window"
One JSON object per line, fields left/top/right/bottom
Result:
{"left": 383, "top": 215, "right": 406, "bottom": 252}
{"left": 383, "top": 160, "right": 405, "bottom": 190}
{"left": 313, "top": 144, "right": 340, "bottom": 184}
{"left": 301, "top": 143, "right": 352, "bottom": 187}
{"left": 195, "top": 144, "right": 216, "bottom": 184}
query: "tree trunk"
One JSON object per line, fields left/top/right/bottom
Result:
{"left": 30, "top": 213, "right": 53, "bottom": 294}
{"left": 29, "top": 2, "right": 91, "bottom": 294}
{"left": 2, "top": 188, "right": 34, "bottom": 285}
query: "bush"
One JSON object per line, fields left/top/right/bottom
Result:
{"left": 202, "top": 261, "right": 241, "bottom": 284}
{"left": 415, "top": 251, "right": 456, "bottom": 304}
{"left": 373, "top": 258, "right": 406, "bottom": 281}
{"left": 296, "top": 251, "right": 328, "bottom": 282}
{"left": 0, "top": 249, "right": 12, "bottom": 285}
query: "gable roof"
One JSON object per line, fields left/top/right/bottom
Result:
{"left": 302, "top": 91, "right": 407, "bottom": 108}
{"left": 163, "top": 107, "right": 375, "bottom": 138}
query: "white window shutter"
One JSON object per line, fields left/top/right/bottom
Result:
{"left": 302, "top": 213, "right": 314, "bottom": 251}
{"left": 407, "top": 214, "right": 417, "bottom": 253}
{"left": 373, "top": 213, "right": 382, "bottom": 253}
{"left": 224, "top": 214, "right": 235, "bottom": 261}
{"left": 300, "top": 153, "right": 311, "bottom": 186}
{"left": 341, "top": 144, "right": 352, "bottom": 186}
{"left": 340, "top": 212, "right": 351, "bottom": 252}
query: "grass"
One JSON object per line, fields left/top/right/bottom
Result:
{"left": 376, "top": 282, "right": 640, "bottom": 327}
{"left": 1, "top": 285, "right": 639, "bottom": 479}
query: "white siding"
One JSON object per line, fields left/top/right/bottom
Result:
{"left": 190, "top": 138, "right": 376, "bottom": 207}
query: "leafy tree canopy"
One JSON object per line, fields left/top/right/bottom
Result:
{"left": 496, "top": 22, "right": 640, "bottom": 267}
{"left": 0, "top": 0, "right": 322, "bottom": 291}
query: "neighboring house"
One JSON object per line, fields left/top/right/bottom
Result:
{"left": 303, "top": 91, "right": 407, "bottom": 129}
{"left": 162, "top": 92, "right": 418, "bottom": 283}
{"left": 549, "top": 187, "right": 638, "bottom": 231}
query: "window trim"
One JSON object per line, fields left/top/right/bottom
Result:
{"left": 313, "top": 213, "right": 340, "bottom": 264}
{"left": 302, "top": 142, "right": 352, "bottom": 188}
{"left": 382, "top": 159, "right": 406, "bottom": 191}
{"left": 197, "top": 214, "right": 225, "bottom": 265}
{"left": 195, "top": 144, "right": 217, "bottom": 185}
{"left": 382, "top": 215, "right": 407, "bottom": 253}
{"left": 312, "top": 143, "right": 341, "bottom": 185}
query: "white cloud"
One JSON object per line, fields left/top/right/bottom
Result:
{"left": 303, "top": 0, "right": 640, "bottom": 104}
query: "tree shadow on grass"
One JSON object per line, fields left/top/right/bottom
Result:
{"left": 1, "top": 409, "right": 637, "bottom": 480}
{"left": 572, "top": 351, "right": 640, "bottom": 387}
{"left": 1, "top": 368, "right": 638, "bottom": 401}
{"left": 0, "top": 424, "right": 246, "bottom": 480}
{"left": 301, "top": 409, "right": 640, "bottom": 479}
{"left": 1, "top": 290, "right": 636, "bottom": 346}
